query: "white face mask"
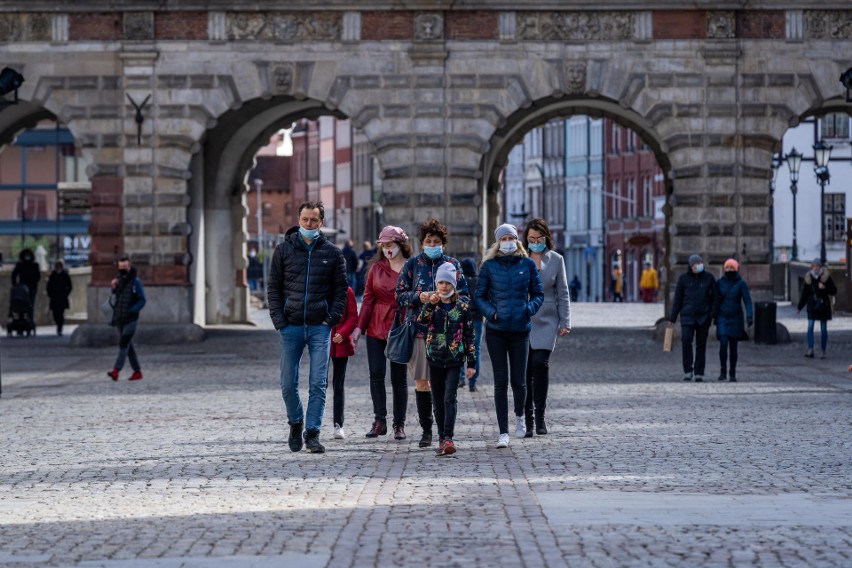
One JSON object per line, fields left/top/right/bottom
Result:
{"left": 384, "top": 245, "right": 399, "bottom": 259}
{"left": 438, "top": 289, "right": 455, "bottom": 299}
{"left": 499, "top": 241, "right": 517, "bottom": 254}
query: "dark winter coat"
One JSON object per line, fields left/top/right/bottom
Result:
{"left": 715, "top": 272, "right": 753, "bottom": 339}
{"left": 330, "top": 287, "right": 359, "bottom": 358}
{"left": 46, "top": 269, "right": 73, "bottom": 312}
{"left": 111, "top": 267, "right": 146, "bottom": 326}
{"left": 342, "top": 244, "right": 359, "bottom": 273}
{"left": 397, "top": 253, "right": 469, "bottom": 336}
{"left": 417, "top": 296, "right": 476, "bottom": 369}
{"left": 475, "top": 253, "right": 544, "bottom": 334}
{"left": 669, "top": 269, "right": 717, "bottom": 326}
{"left": 797, "top": 270, "right": 837, "bottom": 321}
{"left": 267, "top": 226, "right": 348, "bottom": 329}
{"left": 12, "top": 259, "right": 40, "bottom": 292}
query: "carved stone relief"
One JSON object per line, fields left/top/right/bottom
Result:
{"left": 226, "top": 12, "right": 341, "bottom": 41}
{"left": 707, "top": 11, "right": 736, "bottom": 39}
{"left": 414, "top": 13, "right": 444, "bottom": 41}
{"left": 272, "top": 63, "right": 294, "bottom": 94}
{"left": 0, "top": 13, "right": 51, "bottom": 41}
{"left": 124, "top": 12, "right": 154, "bottom": 41}
{"left": 516, "top": 12, "right": 634, "bottom": 41}
{"left": 564, "top": 62, "right": 587, "bottom": 94}
{"left": 805, "top": 10, "right": 852, "bottom": 40}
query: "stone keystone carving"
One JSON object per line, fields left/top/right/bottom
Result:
{"left": 707, "top": 11, "right": 736, "bottom": 39}
{"left": 564, "top": 62, "right": 587, "bottom": 94}
{"left": 124, "top": 12, "right": 154, "bottom": 41}
{"left": 415, "top": 13, "right": 444, "bottom": 40}
{"left": 517, "top": 12, "right": 634, "bottom": 41}
{"left": 272, "top": 63, "right": 294, "bottom": 94}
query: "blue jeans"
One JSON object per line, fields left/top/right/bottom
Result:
{"left": 458, "top": 317, "right": 483, "bottom": 387}
{"left": 806, "top": 319, "right": 828, "bottom": 351}
{"left": 278, "top": 324, "right": 331, "bottom": 433}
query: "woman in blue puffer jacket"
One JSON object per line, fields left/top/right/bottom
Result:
{"left": 475, "top": 223, "right": 543, "bottom": 449}
{"left": 714, "top": 258, "right": 753, "bottom": 382}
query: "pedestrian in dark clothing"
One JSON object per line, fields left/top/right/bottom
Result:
{"left": 46, "top": 260, "right": 73, "bottom": 336}
{"left": 356, "top": 241, "right": 375, "bottom": 298}
{"left": 458, "top": 257, "right": 483, "bottom": 391}
{"left": 12, "top": 248, "right": 40, "bottom": 321}
{"left": 268, "top": 201, "right": 348, "bottom": 454}
{"left": 342, "top": 240, "right": 359, "bottom": 291}
{"left": 569, "top": 275, "right": 581, "bottom": 303}
{"left": 668, "top": 254, "right": 717, "bottom": 382}
{"left": 107, "top": 257, "right": 146, "bottom": 381}
{"left": 714, "top": 258, "right": 753, "bottom": 382}
{"left": 797, "top": 258, "right": 837, "bottom": 359}
{"left": 417, "top": 262, "right": 476, "bottom": 457}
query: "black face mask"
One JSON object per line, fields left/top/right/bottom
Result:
{"left": 119, "top": 269, "right": 129, "bottom": 276}
{"left": 725, "top": 271, "right": 737, "bottom": 279}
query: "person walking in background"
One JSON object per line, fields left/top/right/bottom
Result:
{"left": 668, "top": 254, "right": 717, "bottom": 382}
{"left": 417, "top": 262, "right": 476, "bottom": 456}
{"left": 107, "top": 256, "right": 146, "bottom": 382}
{"left": 12, "top": 248, "right": 40, "bottom": 321}
{"left": 568, "top": 275, "right": 581, "bottom": 303}
{"left": 329, "top": 286, "right": 359, "bottom": 440}
{"left": 523, "top": 218, "right": 570, "bottom": 437}
{"left": 342, "top": 240, "right": 359, "bottom": 291}
{"left": 639, "top": 261, "right": 659, "bottom": 303}
{"left": 247, "top": 249, "right": 263, "bottom": 292}
{"left": 459, "top": 258, "right": 483, "bottom": 392}
{"left": 397, "top": 218, "right": 468, "bottom": 448}
{"left": 797, "top": 258, "right": 837, "bottom": 359}
{"left": 475, "top": 223, "right": 543, "bottom": 448}
{"left": 714, "top": 258, "right": 753, "bottom": 382}
{"left": 357, "top": 225, "right": 412, "bottom": 441}
{"left": 268, "top": 201, "right": 348, "bottom": 454}
{"left": 356, "top": 241, "right": 376, "bottom": 299}
{"left": 611, "top": 264, "right": 623, "bottom": 302}
{"left": 46, "top": 260, "right": 73, "bottom": 336}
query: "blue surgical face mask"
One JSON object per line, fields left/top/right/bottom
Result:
{"left": 424, "top": 245, "right": 443, "bottom": 259}
{"left": 693, "top": 263, "right": 704, "bottom": 273}
{"left": 299, "top": 226, "right": 319, "bottom": 240}
{"left": 528, "top": 242, "right": 546, "bottom": 253}
{"left": 499, "top": 241, "right": 517, "bottom": 254}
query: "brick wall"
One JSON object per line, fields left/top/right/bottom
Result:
{"left": 446, "top": 12, "right": 498, "bottom": 41}
{"left": 653, "top": 11, "right": 706, "bottom": 40}
{"left": 361, "top": 11, "right": 413, "bottom": 41}
{"left": 155, "top": 12, "right": 208, "bottom": 41}
{"left": 69, "top": 13, "right": 122, "bottom": 41}
{"left": 737, "top": 11, "right": 785, "bottom": 39}
{"left": 88, "top": 176, "right": 123, "bottom": 286}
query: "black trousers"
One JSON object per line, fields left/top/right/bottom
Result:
{"left": 330, "top": 356, "right": 348, "bottom": 426}
{"left": 719, "top": 336, "right": 739, "bottom": 375}
{"left": 525, "top": 348, "right": 551, "bottom": 421}
{"left": 430, "top": 365, "right": 460, "bottom": 441}
{"left": 681, "top": 320, "right": 711, "bottom": 376}
{"left": 52, "top": 308, "right": 65, "bottom": 334}
{"left": 366, "top": 336, "right": 408, "bottom": 425}
{"left": 485, "top": 329, "right": 528, "bottom": 435}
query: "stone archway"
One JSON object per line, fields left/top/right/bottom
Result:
{"left": 191, "top": 96, "right": 346, "bottom": 325}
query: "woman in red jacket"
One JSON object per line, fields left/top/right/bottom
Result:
{"left": 356, "top": 226, "right": 412, "bottom": 440}
{"left": 329, "top": 286, "right": 358, "bottom": 440}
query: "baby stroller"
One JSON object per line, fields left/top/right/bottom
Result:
{"left": 7, "top": 283, "right": 36, "bottom": 337}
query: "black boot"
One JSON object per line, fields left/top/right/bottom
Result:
{"left": 288, "top": 421, "right": 304, "bottom": 452}
{"left": 415, "top": 391, "right": 433, "bottom": 447}
{"left": 524, "top": 415, "right": 534, "bottom": 438}
{"left": 535, "top": 411, "right": 547, "bottom": 436}
{"left": 304, "top": 429, "right": 325, "bottom": 454}
{"left": 729, "top": 368, "right": 737, "bottom": 382}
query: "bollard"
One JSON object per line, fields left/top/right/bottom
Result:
{"left": 754, "top": 301, "right": 777, "bottom": 345}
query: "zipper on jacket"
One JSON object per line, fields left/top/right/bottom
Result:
{"left": 304, "top": 249, "right": 312, "bottom": 324}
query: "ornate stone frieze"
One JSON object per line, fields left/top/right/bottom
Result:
{"left": 0, "top": 13, "right": 51, "bottom": 41}
{"left": 805, "top": 10, "right": 852, "bottom": 40}
{"left": 226, "top": 12, "right": 341, "bottom": 41}
{"left": 414, "top": 13, "right": 443, "bottom": 41}
{"left": 706, "top": 11, "right": 735, "bottom": 39}
{"left": 124, "top": 12, "right": 154, "bottom": 41}
{"left": 516, "top": 12, "right": 634, "bottom": 41}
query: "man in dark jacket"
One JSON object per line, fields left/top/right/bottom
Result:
{"left": 46, "top": 260, "right": 73, "bottom": 336}
{"left": 268, "top": 201, "right": 347, "bottom": 454}
{"left": 668, "top": 254, "right": 717, "bottom": 382}
{"left": 107, "top": 257, "right": 146, "bottom": 381}
{"left": 12, "top": 248, "right": 40, "bottom": 320}
{"left": 342, "top": 240, "right": 359, "bottom": 290}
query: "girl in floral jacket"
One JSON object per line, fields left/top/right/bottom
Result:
{"left": 416, "top": 262, "right": 476, "bottom": 457}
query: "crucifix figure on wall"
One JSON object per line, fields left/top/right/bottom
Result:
{"left": 126, "top": 93, "right": 151, "bottom": 146}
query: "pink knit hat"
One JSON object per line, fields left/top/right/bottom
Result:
{"left": 377, "top": 225, "right": 408, "bottom": 243}
{"left": 724, "top": 258, "right": 739, "bottom": 271}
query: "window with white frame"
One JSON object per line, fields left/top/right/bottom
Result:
{"left": 824, "top": 193, "right": 846, "bottom": 242}
{"left": 821, "top": 114, "right": 850, "bottom": 140}
{"left": 627, "top": 178, "right": 636, "bottom": 218}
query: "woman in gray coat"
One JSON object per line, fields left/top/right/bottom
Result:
{"left": 522, "top": 219, "right": 571, "bottom": 436}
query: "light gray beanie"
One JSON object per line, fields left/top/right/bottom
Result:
{"left": 494, "top": 223, "right": 518, "bottom": 241}
{"left": 435, "top": 262, "right": 457, "bottom": 286}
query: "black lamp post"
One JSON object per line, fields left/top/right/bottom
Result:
{"left": 785, "top": 147, "right": 803, "bottom": 261}
{"left": 769, "top": 152, "right": 782, "bottom": 261}
{"left": 813, "top": 139, "right": 833, "bottom": 265}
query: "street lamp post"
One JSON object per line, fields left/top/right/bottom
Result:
{"left": 813, "top": 139, "right": 833, "bottom": 265}
{"left": 785, "top": 147, "right": 803, "bottom": 261}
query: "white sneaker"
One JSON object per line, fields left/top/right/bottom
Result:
{"left": 333, "top": 424, "right": 345, "bottom": 440}
{"left": 515, "top": 415, "right": 526, "bottom": 438}
{"left": 496, "top": 433, "right": 510, "bottom": 448}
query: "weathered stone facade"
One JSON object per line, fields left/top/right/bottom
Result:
{"left": 1, "top": 2, "right": 850, "bottom": 325}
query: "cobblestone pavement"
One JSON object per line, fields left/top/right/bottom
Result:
{"left": 1, "top": 304, "right": 851, "bottom": 568}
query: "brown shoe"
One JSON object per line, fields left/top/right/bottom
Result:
{"left": 393, "top": 425, "right": 406, "bottom": 440}
{"left": 365, "top": 420, "right": 387, "bottom": 438}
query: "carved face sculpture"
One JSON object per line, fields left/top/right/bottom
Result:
{"left": 274, "top": 66, "right": 292, "bottom": 93}
{"left": 565, "top": 63, "right": 586, "bottom": 94}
